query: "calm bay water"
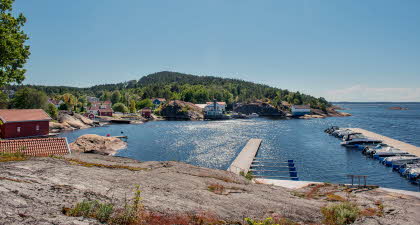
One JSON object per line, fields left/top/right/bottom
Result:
{"left": 60, "top": 103, "right": 420, "bottom": 191}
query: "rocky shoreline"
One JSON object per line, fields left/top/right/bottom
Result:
{"left": 0, "top": 153, "right": 419, "bottom": 224}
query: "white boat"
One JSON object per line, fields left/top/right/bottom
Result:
{"left": 249, "top": 113, "right": 259, "bottom": 118}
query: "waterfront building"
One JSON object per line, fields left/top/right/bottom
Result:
{"left": 291, "top": 105, "right": 311, "bottom": 116}
{"left": 204, "top": 101, "right": 226, "bottom": 118}
{"left": 0, "top": 109, "right": 51, "bottom": 139}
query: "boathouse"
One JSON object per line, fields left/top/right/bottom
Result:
{"left": 291, "top": 105, "right": 311, "bottom": 116}
{"left": 141, "top": 107, "right": 152, "bottom": 118}
{"left": 0, "top": 109, "right": 51, "bottom": 139}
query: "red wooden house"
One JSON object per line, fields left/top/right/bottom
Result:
{"left": 141, "top": 107, "right": 152, "bottom": 118}
{"left": 0, "top": 109, "right": 51, "bottom": 139}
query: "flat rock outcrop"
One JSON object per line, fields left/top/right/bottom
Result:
{"left": 0, "top": 154, "right": 419, "bottom": 224}
{"left": 69, "top": 134, "right": 127, "bottom": 155}
{"left": 234, "top": 102, "right": 285, "bottom": 116}
{"left": 311, "top": 107, "right": 352, "bottom": 118}
{"left": 160, "top": 100, "right": 204, "bottom": 120}
{"left": 50, "top": 113, "right": 94, "bottom": 132}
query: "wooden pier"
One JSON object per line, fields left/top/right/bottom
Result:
{"left": 348, "top": 128, "right": 420, "bottom": 157}
{"left": 227, "top": 139, "right": 262, "bottom": 175}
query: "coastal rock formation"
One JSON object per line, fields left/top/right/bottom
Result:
{"left": 0, "top": 153, "right": 419, "bottom": 224}
{"left": 234, "top": 102, "right": 286, "bottom": 116}
{"left": 50, "top": 113, "right": 94, "bottom": 132}
{"left": 69, "top": 134, "right": 127, "bottom": 155}
{"left": 310, "top": 107, "right": 352, "bottom": 118}
{"left": 159, "top": 100, "right": 204, "bottom": 120}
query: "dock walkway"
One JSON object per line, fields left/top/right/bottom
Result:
{"left": 227, "top": 139, "right": 262, "bottom": 175}
{"left": 348, "top": 128, "right": 420, "bottom": 157}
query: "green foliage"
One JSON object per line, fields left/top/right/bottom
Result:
{"left": 8, "top": 71, "right": 331, "bottom": 109}
{"left": 0, "top": 90, "right": 9, "bottom": 108}
{"left": 66, "top": 185, "right": 143, "bottom": 224}
{"left": 112, "top": 102, "right": 128, "bottom": 113}
{"left": 239, "top": 171, "right": 254, "bottom": 180}
{"left": 321, "top": 202, "right": 360, "bottom": 225}
{"left": 12, "top": 87, "right": 48, "bottom": 109}
{"left": 46, "top": 103, "right": 58, "bottom": 120}
{"left": 62, "top": 93, "right": 77, "bottom": 111}
{"left": 129, "top": 99, "right": 136, "bottom": 113}
{"left": 0, "top": 0, "right": 30, "bottom": 86}
{"left": 111, "top": 90, "right": 121, "bottom": 104}
{"left": 136, "top": 98, "right": 153, "bottom": 109}
{"left": 66, "top": 200, "right": 113, "bottom": 223}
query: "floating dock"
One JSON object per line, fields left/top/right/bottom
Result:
{"left": 227, "top": 139, "right": 262, "bottom": 175}
{"left": 348, "top": 128, "right": 420, "bottom": 157}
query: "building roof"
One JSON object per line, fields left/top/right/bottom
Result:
{"left": 48, "top": 99, "right": 62, "bottom": 105}
{"left": 0, "top": 137, "right": 70, "bottom": 156}
{"left": 206, "top": 102, "right": 226, "bottom": 106}
{"left": 151, "top": 98, "right": 166, "bottom": 102}
{"left": 195, "top": 104, "right": 207, "bottom": 109}
{"left": 292, "top": 105, "right": 311, "bottom": 109}
{"left": 98, "top": 108, "right": 113, "bottom": 113}
{"left": 0, "top": 109, "right": 52, "bottom": 123}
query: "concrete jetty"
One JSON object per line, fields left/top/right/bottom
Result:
{"left": 227, "top": 139, "right": 262, "bottom": 175}
{"left": 348, "top": 128, "right": 420, "bottom": 157}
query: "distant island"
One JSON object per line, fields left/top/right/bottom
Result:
{"left": 388, "top": 106, "right": 408, "bottom": 110}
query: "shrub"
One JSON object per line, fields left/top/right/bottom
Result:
{"left": 321, "top": 202, "right": 360, "bottom": 225}
{"left": 326, "top": 194, "right": 346, "bottom": 202}
{"left": 240, "top": 171, "right": 254, "bottom": 180}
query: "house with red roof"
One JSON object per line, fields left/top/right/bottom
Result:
{"left": 87, "top": 101, "right": 113, "bottom": 117}
{"left": 0, "top": 109, "right": 51, "bottom": 139}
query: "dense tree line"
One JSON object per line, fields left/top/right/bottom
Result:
{"left": 4, "top": 71, "right": 331, "bottom": 114}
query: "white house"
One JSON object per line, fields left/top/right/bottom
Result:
{"left": 48, "top": 99, "right": 64, "bottom": 108}
{"left": 291, "top": 105, "right": 311, "bottom": 116}
{"left": 204, "top": 101, "right": 226, "bottom": 117}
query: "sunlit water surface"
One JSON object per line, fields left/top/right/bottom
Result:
{"left": 61, "top": 103, "right": 420, "bottom": 191}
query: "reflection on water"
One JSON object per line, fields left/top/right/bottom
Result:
{"left": 61, "top": 103, "right": 420, "bottom": 191}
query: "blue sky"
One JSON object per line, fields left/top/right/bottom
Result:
{"left": 14, "top": 0, "right": 420, "bottom": 101}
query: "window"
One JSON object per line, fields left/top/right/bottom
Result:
{"left": 36, "top": 125, "right": 40, "bottom": 131}
{"left": 17, "top": 127, "right": 21, "bottom": 133}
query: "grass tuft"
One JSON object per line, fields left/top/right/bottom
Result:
{"left": 321, "top": 202, "right": 360, "bottom": 225}
{"left": 0, "top": 151, "right": 28, "bottom": 162}
{"left": 245, "top": 217, "right": 298, "bottom": 225}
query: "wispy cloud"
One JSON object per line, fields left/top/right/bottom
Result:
{"left": 324, "top": 85, "right": 420, "bottom": 102}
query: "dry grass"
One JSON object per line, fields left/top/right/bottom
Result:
{"left": 0, "top": 176, "right": 31, "bottom": 183}
{"left": 360, "top": 208, "right": 377, "bottom": 217}
{"left": 326, "top": 194, "right": 346, "bottom": 202}
{"left": 208, "top": 183, "right": 225, "bottom": 195}
{"left": 61, "top": 158, "right": 147, "bottom": 171}
{"left": 0, "top": 151, "right": 28, "bottom": 162}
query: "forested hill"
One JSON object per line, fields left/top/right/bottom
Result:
{"left": 9, "top": 71, "right": 330, "bottom": 109}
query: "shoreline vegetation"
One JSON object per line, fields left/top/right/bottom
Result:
{"left": 4, "top": 71, "right": 343, "bottom": 119}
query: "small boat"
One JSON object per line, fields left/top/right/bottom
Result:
{"left": 249, "top": 113, "right": 259, "bottom": 118}
{"left": 382, "top": 156, "right": 420, "bottom": 168}
{"left": 341, "top": 138, "right": 382, "bottom": 147}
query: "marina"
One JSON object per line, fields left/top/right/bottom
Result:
{"left": 326, "top": 126, "right": 420, "bottom": 186}
{"left": 60, "top": 103, "right": 420, "bottom": 192}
